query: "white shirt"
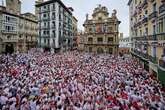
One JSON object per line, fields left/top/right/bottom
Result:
{"left": 0, "top": 96, "right": 8, "bottom": 105}
{"left": 30, "top": 100, "right": 36, "bottom": 110}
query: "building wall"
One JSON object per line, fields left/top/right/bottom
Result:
{"left": 0, "top": 10, "right": 38, "bottom": 53}
{"left": 0, "top": 13, "right": 19, "bottom": 53}
{"left": 37, "top": 0, "right": 73, "bottom": 52}
{"left": 128, "top": 0, "right": 165, "bottom": 82}
{"left": 128, "top": 0, "right": 165, "bottom": 59}
{"left": 83, "top": 5, "right": 120, "bottom": 54}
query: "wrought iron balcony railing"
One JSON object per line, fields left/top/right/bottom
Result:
{"left": 132, "top": 49, "right": 149, "bottom": 60}
{"left": 142, "top": 17, "right": 148, "bottom": 24}
{"left": 149, "top": 11, "right": 158, "bottom": 20}
{"left": 159, "top": 3, "right": 165, "bottom": 14}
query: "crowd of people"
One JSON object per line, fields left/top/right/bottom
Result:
{"left": 0, "top": 49, "right": 165, "bottom": 110}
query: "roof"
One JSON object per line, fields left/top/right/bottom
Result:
{"left": 127, "top": 0, "right": 133, "bottom": 6}
{"left": 35, "top": 0, "right": 72, "bottom": 15}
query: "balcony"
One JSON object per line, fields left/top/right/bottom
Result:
{"left": 41, "top": 26, "right": 50, "bottom": 29}
{"left": 159, "top": 59, "right": 165, "bottom": 69}
{"left": 142, "top": 17, "right": 148, "bottom": 24}
{"left": 149, "top": 11, "right": 158, "bottom": 20}
{"left": 40, "top": 17, "right": 50, "bottom": 21}
{"left": 3, "top": 39, "right": 18, "bottom": 42}
{"left": 85, "top": 41, "right": 116, "bottom": 45}
{"left": 148, "top": 55, "right": 158, "bottom": 64}
{"left": 134, "top": 21, "right": 142, "bottom": 28}
{"left": 159, "top": 3, "right": 165, "bottom": 14}
{"left": 87, "top": 41, "right": 93, "bottom": 44}
{"left": 157, "top": 33, "right": 165, "bottom": 41}
{"left": 132, "top": 49, "right": 149, "bottom": 60}
{"left": 147, "top": 34, "right": 157, "bottom": 41}
{"left": 134, "top": 36, "right": 147, "bottom": 41}
{"left": 141, "top": 0, "right": 148, "bottom": 9}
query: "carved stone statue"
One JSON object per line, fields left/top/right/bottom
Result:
{"left": 112, "top": 9, "right": 117, "bottom": 17}
{"left": 86, "top": 14, "right": 88, "bottom": 20}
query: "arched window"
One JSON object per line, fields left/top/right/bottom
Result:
{"left": 97, "top": 47, "right": 104, "bottom": 54}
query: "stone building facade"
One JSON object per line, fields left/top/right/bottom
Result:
{"left": 83, "top": 5, "right": 121, "bottom": 54}
{"left": 0, "top": 0, "right": 38, "bottom": 54}
{"left": 128, "top": 0, "right": 165, "bottom": 84}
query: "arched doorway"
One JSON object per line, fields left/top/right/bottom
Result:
{"left": 44, "top": 47, "right": 50, "bottom": 52}
{"left": 97, "top": 47, "right": 104, "bottom": 54}
{"left": 108, "top": 48, "right": 113, "bottom": 54}
{"left": 5, "top": 44, "right": 14, "bottom": 54}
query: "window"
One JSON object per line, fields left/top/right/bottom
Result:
{"left": 108, "top": 27, "right": 113, "bottom": 32}
{"left": 44, "top": 39, "right": 46, "bottom": 44}
{"left": 43, "top": 31, "right": 46, "bottom": 35}
{"left": 153, "top": 25, "right": 156, "bottom": 34}
{"left": 145, "top": 28, "right": 148, "bottom": 35}
{"left": 44, "top": 22, "right": 46, "bottom": 27}
{"left": 7, "top": 36, "right": 11, "bottom": 39}
{"left": 153, "top": 3, "right": 156, "bottom": 12}
{"left": 88, "top": 37, "right": 93, "bottom": 42}
{"left": 160, "top": 19, "right": 163, "bottom": 33}
{"left": 97, "top": 38, "right": 103, "bottom": 42}
{"left": 103, "top": 25, "right": 107, "bottom": 32}
{"left": 53, "top": 4, "right": 55, "bottom": 10}
{"left": 89, "top": 47, "right": 92, "bottom": 52}
{"left": 47, "top": 31, "right": 49, "bottom": 35}
{"left": 152, "top": 46, "right": 156, "bottom": 57}
{"left": 98, "top": 17, "right": 102, "bottom": 20}
{"left": 47, "top": 39, "right": 50, "bottom": 45}
{"left": 89, "top": 28, "right": 92, "bottom": 32}
{"left": 92, "top": 25, "right": 96, "bottom": 33}
{"left": 52, "top": 21, "right": 55, "bottom": 27}
{"left": 145, "top": 10, "right": 148, "bottom": 15}
{"left": 52, "top": 12, "right": 55, "bottom": 19}
{"left": 140, "top": 30, "right": 142, "bottom": 36}
{"left": 108, "top": 37, "right": 113, "bottom": 42}
{"left": 43, "top": 14, "right": 46, "bottom": 18}
{"left": 52, "top": 30, "right": 55, "bottom": 37}
{"left": 109, "top": 48, "right": 113, "bottom": 54}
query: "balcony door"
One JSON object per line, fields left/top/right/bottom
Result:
{"left": 97, "top": 47, "right": 104, "bottom": 54}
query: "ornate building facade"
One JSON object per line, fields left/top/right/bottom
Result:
{"left": 83, "top": 5, "right": 121, "bottom": 54}
{"left": 0, "top": 0, "right": 38, "bottom": 54}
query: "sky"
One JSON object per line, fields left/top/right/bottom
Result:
{"left": 2, "top": 0, "right": 130, "bottom": 37}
